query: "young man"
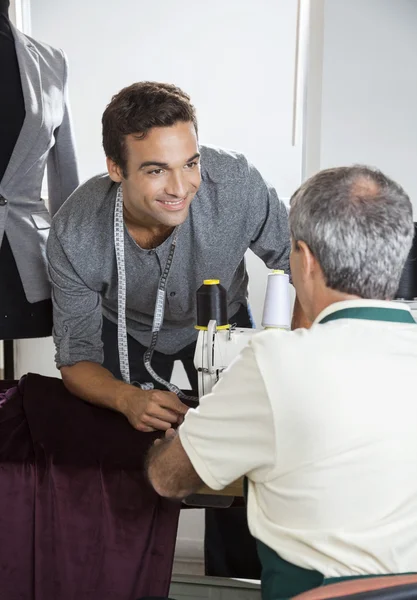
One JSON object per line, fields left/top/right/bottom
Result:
{"left": 47, "top": 81, "right": 302, "bottom": 577}
{"left": 147, "top": 166, "right": 417, "bottom": 599}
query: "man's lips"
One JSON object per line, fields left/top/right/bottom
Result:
{"left": 156, "top": 197, "right": 187, "bottom": 210}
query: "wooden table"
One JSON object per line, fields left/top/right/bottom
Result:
{"left": 196, "top": 477, "right": 244, "bottom": 498}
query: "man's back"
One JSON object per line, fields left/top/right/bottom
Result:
{"left": 250, "top": 300, "right": 417, "bottom": 576}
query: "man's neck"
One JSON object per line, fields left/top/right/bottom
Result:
{"left": 310, "top": 290, "right": 362, "bottom": 322}
{"left": 123, "top": 209, "right": 174, "bottom": 250}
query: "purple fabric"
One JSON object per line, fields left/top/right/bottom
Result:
{"left": 0, "top": 374, "right": 180, "bottom": 600}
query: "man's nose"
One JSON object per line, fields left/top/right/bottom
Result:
{"left": 165, "top": 171, "right": 187, "bottom": 198}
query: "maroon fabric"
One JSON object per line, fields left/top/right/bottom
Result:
{"left": 0, "top": 374, "right": 180, "bottom": 600}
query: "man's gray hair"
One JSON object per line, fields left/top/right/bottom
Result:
{"left": 289, "top": 165, "right": 414, "bottom": 299}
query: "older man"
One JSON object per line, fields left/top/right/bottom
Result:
{"left": 147, "top": 165, "right": 417, "bottom": 599}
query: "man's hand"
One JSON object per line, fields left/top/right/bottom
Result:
{"left": 147, "top": 427, "right": 203, "bottom": 498}
{"left": 154, "top": 428, "right": 177, "bottom": 446}
{"left": 120, "top": 388, "right": 189, "bottom": 433}
{"left": 60, "top": 361, "right": 189, "bottom": 433}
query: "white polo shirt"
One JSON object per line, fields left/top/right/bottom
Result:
{"left": 179, "top": 299, "right": 417, "bottom": 578}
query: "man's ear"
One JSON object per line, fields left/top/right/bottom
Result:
{"left": 106, "top": 157, "right": 123, "bottom": 183}
{"left": 297, "top": 240, "right": 317, "bottom": 279}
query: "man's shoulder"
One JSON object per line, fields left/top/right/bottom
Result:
{"left": 48, "top": 175, "right": 115, "bottom": 267}
{"left": 251, "top": 317, "right": 417, "bottom": 366}
{"left": 250, "top": 325, "right": 344, "bottom": 367}
{"left": 199, "top": 144, "right": 251, "bottom": 184}
{"left": 53, "top": 174, "right": 115, "bottom": 233}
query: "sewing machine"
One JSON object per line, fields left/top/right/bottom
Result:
{"left": 194, "top": 270, "right": 291, "bottom": 398}
{"left": 194, "top": 321, "right": 259, "bottom": 397}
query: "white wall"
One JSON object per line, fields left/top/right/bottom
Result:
{"left": 320, "top": 0, "right": 417, "bottom": 214}
{"left": 31, "top": 0, "right": 305, "bottom": 197}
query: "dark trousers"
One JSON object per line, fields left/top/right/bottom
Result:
{"left": 101, "top": 308, "right": 262, "bottom": 579}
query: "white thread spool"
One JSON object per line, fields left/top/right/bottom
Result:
{"left": 261, "top": 270, "right": 291, "bottom": 330}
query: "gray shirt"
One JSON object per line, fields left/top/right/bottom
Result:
{"left": 47, "top": 145, "right": 291, "bottom": 368}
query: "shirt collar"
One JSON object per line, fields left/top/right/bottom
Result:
{"left": 314, "top": 299, "right": 415, "bottom": 326}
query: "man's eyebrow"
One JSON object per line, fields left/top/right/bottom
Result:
{"left": 139, "top": 160, "right": 169, "bottom": 169}
{"left": 186, "top": 152, "right": 201, "bottom": 163}
{"left": 139, "top": 153, "right": 201, "bottom": 170}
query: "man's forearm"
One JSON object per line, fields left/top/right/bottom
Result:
{"left": 61, "top": 361, "right": 133, "bottom": 414}
{"left": 147, "top": 435, "right": 203, "bottom": 499}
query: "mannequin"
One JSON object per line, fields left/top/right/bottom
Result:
{"left": 0, "top": 1, "right": 51, "bottom": 375}
{"left": 0, "top": 0, "right": 79, "bottom": 377}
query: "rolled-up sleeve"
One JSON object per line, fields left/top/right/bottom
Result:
{"left": 47, "top": 224, "right": 103, "bottom": 368}
{"left": 179, "top": 341, "right": 276, "bottom": 490}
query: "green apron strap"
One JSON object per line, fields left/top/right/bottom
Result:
{"left": 319, "top": 306, "right": 415, "bottom": 325}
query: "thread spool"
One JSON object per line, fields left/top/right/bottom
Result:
{"left": 195, "top": 279, "right": 229, "bottom": 330}
{"left": 261, "top": 270, "right": 291, "bottom": 329}
{"left": 396, "top": 223, "right": 417, "bottom": 301}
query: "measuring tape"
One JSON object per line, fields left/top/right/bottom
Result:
{"left": 114, "top": 185, "right": 197, "bottom": 402}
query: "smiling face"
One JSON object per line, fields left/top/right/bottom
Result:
{"left": 107, "top": 121, "right": 201, "bottom": 229}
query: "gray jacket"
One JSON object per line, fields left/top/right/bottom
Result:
{"left": 0, "top": 24, "right": 79, "bottom": 303}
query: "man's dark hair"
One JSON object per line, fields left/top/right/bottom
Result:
{"left": 102, "top": 81, "right": 198, "bottom": 177}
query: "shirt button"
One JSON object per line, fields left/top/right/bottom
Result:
{"left": 170, "top": 291, "right": 176, "bottom": 297}
{"left": 148, "top": 249, "right": 155, "bottom": 255}
{"left": 0, "top": 196, "right": 8, "bottom": 206}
